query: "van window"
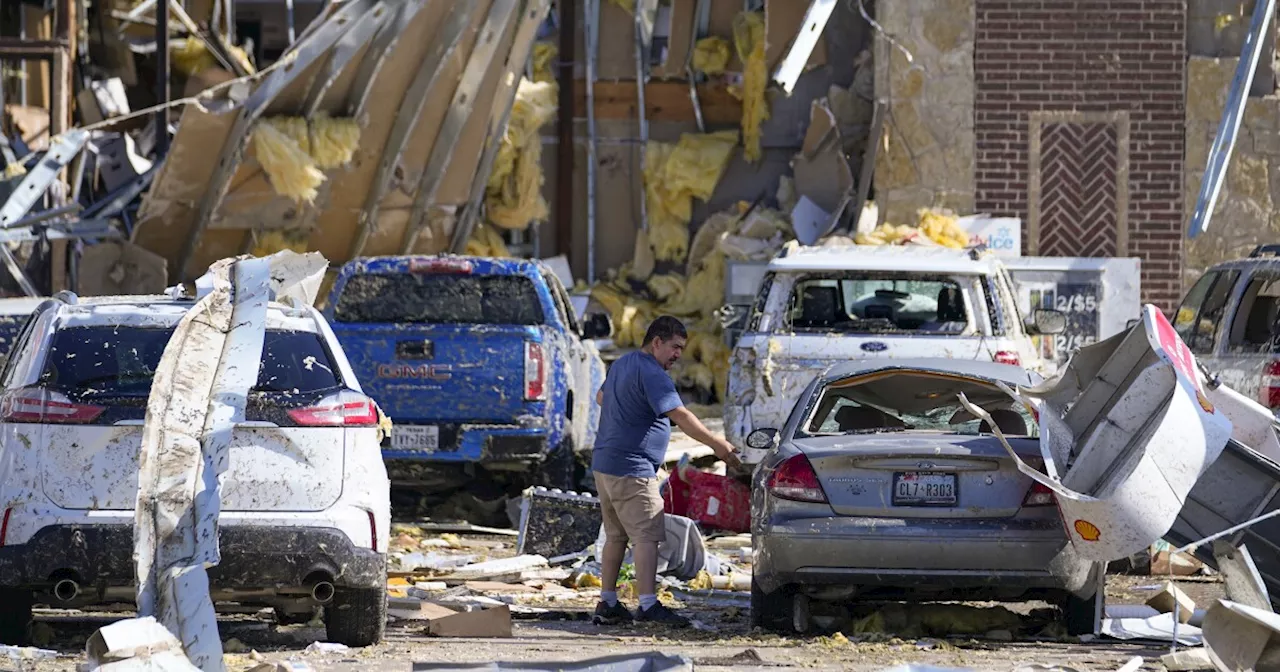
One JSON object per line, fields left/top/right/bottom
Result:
{"left": 333, "top": 273, "right": 545, "bottom": 325}
{"left": 40, "top": 327, "right": 342, "bottom": 396}
{"left": 1174, "top": 272, "right": 1217, "bottom": 342}
{"left": 786, "top": 274, "right": 970, "bottom": 334}
{"left": 1227, "top": 272, "right": 1280, "bottom": 354}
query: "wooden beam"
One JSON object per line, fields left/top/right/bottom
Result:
{"left": 572, "top": 80, "right": 742, "bottom": 124}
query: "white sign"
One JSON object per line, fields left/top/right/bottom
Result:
{"left": 958, "top": 215, "right": 1022, "bottom": 258}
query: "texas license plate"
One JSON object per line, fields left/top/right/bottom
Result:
{"left": 892, "top": 472, "right": 957, "bottom": 506}
{"left": 392, "top": 425, "right": 439, "bottom": 452}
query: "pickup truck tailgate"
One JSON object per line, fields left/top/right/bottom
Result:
{"left": 336, "top": 323, "right": 537, "bottom": 423}
{"left": 326, "top": 266, "right": 550, "bottom": 425}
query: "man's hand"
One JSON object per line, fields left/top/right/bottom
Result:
{"left": 667, "top": 406, "right": 743, "bottom": 469}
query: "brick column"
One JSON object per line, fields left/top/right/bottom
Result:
{"left": 974, "top": 0, "right": 1187, "bottom": 311}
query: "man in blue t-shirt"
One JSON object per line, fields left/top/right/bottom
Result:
{"left": 590, "top": 316, "right": 741, "bottom": 626}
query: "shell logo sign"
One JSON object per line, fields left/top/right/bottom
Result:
{"left": 1074, "top": 520, "right": 1101, "bottom": 542}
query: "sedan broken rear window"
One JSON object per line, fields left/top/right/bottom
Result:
{"left": 333, "top": 273, "right": 545, "bottom": 325}
{"left": 40, "top": 327, "right": 342, "bottom": 396}
{"left": 787, "top": 275, "right": 970, "bottom": 334}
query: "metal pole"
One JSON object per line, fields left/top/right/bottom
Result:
{"left": 584, "top": 0, "right": 598, "bottom": 280}
{"left": 633, "top": 7, "right": 648, "bottom": 232}
{"left": 285, "top": 0, "right": 296, "bottom": 44}
{"left": 555, "top": 0, "right": 576, "bottom": 264}
{"left": 155, "top": 0, "right": 171, "bottom": 158}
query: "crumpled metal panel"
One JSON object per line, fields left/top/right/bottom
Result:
{"left": 133, "top": 0, "right": 551, "bottom": 282}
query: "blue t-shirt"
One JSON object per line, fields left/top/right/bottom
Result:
{"left": 591, "top": 350, "right": 684, "bottom": 478}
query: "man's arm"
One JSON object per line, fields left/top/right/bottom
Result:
{"left": 667, "top": 406, "right": 742, "bottom": 468}
{"left": 596, "top": 388, "right": 603, "bottom": 405}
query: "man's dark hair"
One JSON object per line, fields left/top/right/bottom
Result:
{"left": 644, "top": 315, "right": 687, "bottom": 346}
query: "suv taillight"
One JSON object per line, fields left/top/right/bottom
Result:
{"left": 994, "top": 350, "right": 1021, "bottom": 366}
{"left": 1022, "top": 481, "right": 1055, "bottom": 507}
{"left": 286, "top": 391, "right": 378, "bottom": 426}
{"left": 524, "top": 341, "right": 547, "bottom": 401}
{"left": 765, "top": 454, "right": 828, "bottom": 503}
{"left": 1, "top": 387, "right": 104, "bottom": 424}
{"left": 1261, "top": 362, "right": 1280, "bottom": 409}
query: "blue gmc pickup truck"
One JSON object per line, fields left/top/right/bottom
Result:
{"left": 322, "top": 255, "right": 608, "bottom": 488}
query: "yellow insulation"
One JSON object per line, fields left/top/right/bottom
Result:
{"left": 171, "top": 38, "right": 255, "bottom": 78}
{"left": 642, "top": 132, "right": 738, "bottom": 263}
{"left": 731, "top": 12, "right": 769, "bottom": 163}
{"left": 532, "top": 42, "right": 558, "bottom": 84}
{"left": 465, "top": 223, "right": 511, "bottom": 258}
{"left": 486, "top": 78, "right": 558, "bottom": 231}
{"left": 917, "top": 209, "right": 971, "bottom": 249}
{"left": 4, "top": 162, "right": 25, "bottom": 178}
{"left": 265, "top": 114, "right": 361, "bottom": 170}
{"left": 251, "top": 230, "right": 310, "bottom": 256}
{"left": 251, "top": 123, "right": 325, "bottom": 204}
{"left": 692, "top": 37, "right": 731, "bottom": 75}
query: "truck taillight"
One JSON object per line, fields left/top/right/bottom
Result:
{"left": 995, "top": 351, "right": 1021, "bottom": 366}
{"left": 0, "top": 387, "right": 104, "bottom": 424}
{"left": 1261, "top": 361, "right": 1280, "bottom": 409}
{"left": 409, "top": 258, "right": 473, "bottom": 274}
{"left": 766, "top": 454, "right": 828, "bottom": 503}
{"left": 524, "top": 341, "right": 547, "bottom": 401}
{"left": 287, "top": 391, "right": 379, "bottom": 426}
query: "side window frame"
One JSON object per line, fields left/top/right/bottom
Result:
{"left": 747, "top": 272, "right": 775, "bottom": 332}
{"left": 1174, "top": 271, "right": 1219, "bottom": 342}
{"left": 1225, "top": 270, "right": 1280, "bottom": 354}
{"left": 1188, "top": 270, "right": 1239, "bottom": 355}
{"left": 1, "top": 307, "right": 48, "bottom": 389}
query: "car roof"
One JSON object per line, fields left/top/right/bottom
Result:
{"left": 0, "top": 297, "right": 49, "bottom": 315}
{"left": 1207, "top": 256, "right": 1280, "bottom": 273}
{"left": 767, "top": 245, "right": 1001, "bottom": 275}
{"left": 46, "top": 295, "right": 322, "bottom": 332}
{"left": 821, "top": 358, "right": 1040, "bottom": 387}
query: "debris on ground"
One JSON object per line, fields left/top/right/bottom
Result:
{"left": 515, "top": 487, "right": 602, "bottom": 559}
{"left": 662, "top": 454, "right": 751, "bottom": 533}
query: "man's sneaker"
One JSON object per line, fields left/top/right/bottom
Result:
{"left": 592, "top": 600, "right": 634, "bottom": 625}
{"left": 636, "top": 602, "right": 691, "bottom": 627}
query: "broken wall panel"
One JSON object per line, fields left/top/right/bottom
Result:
{"left": 765, "top": 0, "right": 829, "bottom": 74}
{"left": 133, "top": 0, "right": 552, "bottom": 282}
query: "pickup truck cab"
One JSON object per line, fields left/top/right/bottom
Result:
{"left": 1172, "top": 244, "right": 1280, "bottom": 418}
{"left": 725, "top": 244, "right": 1065, "bottom": 464}
{"left": 323, "top": 255, "right": 609, "bottom": 487}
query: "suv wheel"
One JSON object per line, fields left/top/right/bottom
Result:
{"left": 325, "top": 587, "right": 386, "bottom": 647}
{"left": 750, "top": 577, "right": 795, "bottom": 633}
{"left": 0, "top": 589, "right": 33, "bottom": 645}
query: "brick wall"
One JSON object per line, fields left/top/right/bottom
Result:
{"left": 973, "top": 0, "right": 1187, "bottom": 311}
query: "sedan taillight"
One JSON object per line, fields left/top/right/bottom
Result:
{"left": 1022, "top": 481, "right": 1055, "bottom": 507}
{"left": 994, "top": 350, "right": 1021, "bottom": 366}
{"left": 286, "top": 391, "right": 378, "bottom": 427}
{"left": 766, "top": 454, "right": 828, "bottom": 503}
{"left": 1, "top": 387, "right": 104, "bottom": 424}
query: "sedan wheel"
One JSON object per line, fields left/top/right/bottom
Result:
{"left": 750, "top": 577, "right": 795, "bottom": 633}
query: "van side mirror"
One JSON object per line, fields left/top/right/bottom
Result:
{"left": 582, "top": 312, "right": 614, "bottom": 339}
{"left": 1026, "top": 309, "right": 1067, "bottom": 335}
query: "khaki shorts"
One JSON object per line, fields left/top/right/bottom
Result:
{"left": 594, "top": 472, "right": 666, "bottom": 544}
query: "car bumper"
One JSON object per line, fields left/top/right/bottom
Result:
{"left": 0, "top": 523, "right": 385, "bottom": 592}
{"left": 754, "top": 514, "right": 1094, "bottom": 598}
{"left": 382, "top": 424, "right": 551, "bottom": 463}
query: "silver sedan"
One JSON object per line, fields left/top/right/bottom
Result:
{"left": 749, "top": 358, "right": 1102, "bottom": 634}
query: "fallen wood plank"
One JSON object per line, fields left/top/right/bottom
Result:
{"left": 572, "top": 80, "right": 742, "bottom": 124}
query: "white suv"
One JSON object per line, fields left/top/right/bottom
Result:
{"left": 0, "top": 293, "right": 391, "bottom": 646}
{"left": 725, "top": 244, "right": 1065, "bottom": 463}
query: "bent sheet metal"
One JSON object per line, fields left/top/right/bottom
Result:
{"left": 959, "top": 304, "right": 1233, "bottom": 563}
{"left": 133, "top": 251, "right": 326, "bottom": 669}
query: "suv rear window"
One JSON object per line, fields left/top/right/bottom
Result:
{"left": 787, "top": 275, "right": 970, "bottom": 334}
{"left": 333, "top": 273, "right": 545, "bottom": 325}
{"left": 40, "top": 327, "right": 341, "bottom": 396}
